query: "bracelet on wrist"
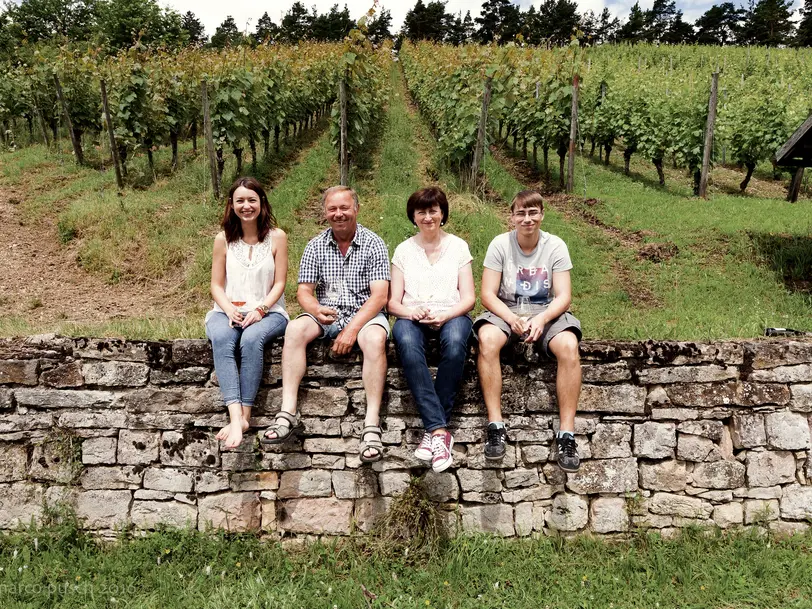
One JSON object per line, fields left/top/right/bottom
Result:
{"left": 256, "top": 307, "right": 266, "bottom": 318}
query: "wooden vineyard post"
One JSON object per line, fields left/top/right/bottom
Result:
{"left": 470, "top": 76, "right": 493, "bottom": 189}
{"left": 33, "top": 102, "right": 50, "bottom": 150}
{"left": 100, "top": 80, "right": 124, "bottom": 191}
{"left": 699, "top": 72, "right": 719, "bottom": 200}
{"left": 339, "top": 74, "right": 349, "bottom": 186}
{"left": 567, "top": 73, "right": 580, "bottom": 194}
{"left": 53, "top": 73, "right": 84, "bottom": 165}
{"left": 787, "top": 167, "right": 804, "bottom": 203}
{"left": 201, "top": 82, "right": 221, "bottom": 200}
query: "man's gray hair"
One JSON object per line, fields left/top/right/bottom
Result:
{"left": 321, "top": 185, "right": 359, "bottom": 208}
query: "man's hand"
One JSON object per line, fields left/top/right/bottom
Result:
{"left": 331, "top": 326, "right": 359, "bottom": 355}
{"left": 509, "top": 313, "right": 528, "bottom": 336}
{"left": 524, "top": 313, "right": 548, "bottom": 343}
{"left": 314, "top": 306, "right": 338, "bottom": 325}
{"left": 419, "top": 309, "right": 450, "bottom": 330}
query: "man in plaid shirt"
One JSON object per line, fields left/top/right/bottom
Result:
{"left": 262, "top": 186, "right": 391, "bottom": 462}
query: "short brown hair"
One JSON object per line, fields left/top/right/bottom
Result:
{"left": 222, "top": 177, "right": 277, "bottom": 243}
{"left": 406, "top": 187, "right": 449, "bottom": 225}
{"left": 321, "top": 185, "right": 359, "bottom": 207}
{"left": 510, "top": 190, "right": 545, "bottom": 213}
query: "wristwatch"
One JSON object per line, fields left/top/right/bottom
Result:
{"left": 257, "top": 304, "right": 270, "bottom": 317}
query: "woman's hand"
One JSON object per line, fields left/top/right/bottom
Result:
{"left": 410, "top": 306, "right": 430, "bottom": 321}
{"left": 420, "top": 309, "right": 450, "bottom": 330}
{"left": 228, "top": 307, "right": 244, "bottom": 328}
{"left": 240, "top": 310, "right": 263, "bottom": 328}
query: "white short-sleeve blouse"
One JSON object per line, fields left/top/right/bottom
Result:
{"left": 391, "top": 233, "right": 473, "bottom": 313}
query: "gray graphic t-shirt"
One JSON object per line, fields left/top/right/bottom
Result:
{"left": 482, "top": 230, "right": 573, "bottom": 311}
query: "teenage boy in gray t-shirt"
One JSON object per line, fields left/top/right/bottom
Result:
{"left": 473, "top": 190, "right": 583, "bottom": 471}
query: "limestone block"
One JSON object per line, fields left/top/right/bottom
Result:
{"left": 746, "top": 451, "right": 797, "bottom": 487}
{"left": 697, "top": 490, "right": 733, "bottom": 502}
{"left": 82, "top": 362, "right": 149, "bottom": 387}
{"left": 520, "top": 445, "right": 550, "bottom": 465}
{"left": 230, "top": 472, "right": 279, "bottom": 492}
{"left": 730, "top": 415, "right": 766, "bottom": 448}
{"left": 160, "top": 431, "right": 220, "bottom": 468}
{"left": 117, "top": 430, "right": 160, "bottom": 465}
{"left": 0, "top": 387, "right": 11, "bottom": 410}
{"left": 461, "top": 504, "right": 515, "bottom": 536}
{"left": 504, "top": 468, "right": 540, "bottom": 489}
{"left": 128, "top": 413, "right": 194, "bottom": 430}
{"left": 221, "top": 452, "right": 258, "bottom": 472}
{"left": 131, "top": 500, "right": 197, "bottom": 529}
{"left": 769, "top": 521, "right": 810, "bottom": 536}
{"left": 261, "top": 452, "right": 312, "bottom": 471}
{"left": 578, "top": 384, "right": 646, "bottom": 414}
{"left": 301, "top": 417, "right": 341, "bottom": 436}
{"left": 0, "top": 482, "right": 43, "bottom": 528}
{"left": 502, "top": 484, "right": 559, "bottom": 503}
{"left": 198, "top": 492, "right": 261, "bottom": 532}
{"left": 677, "top": 435, "right": 716, "bottom": 462}
{"left": 750, "top": 364, "right": 812, "bottom": 383}
{"left": 591, "top": 423, "right": 632, "bottom": 459}
{"left": 0, "top": 443, "right": 27, "bottom": 482}
{"left": 457, "top": 468, "right": 503, "bottom": 493}
{"left": 312, "top": 454, "right": 345, "bottom": 470}
{"left": 790, "top": 384, "right": 812, "bottom": 412}
{"left": 581, "top": 362, "right": 632, "bottom": 383}
{"left": 15, "top": 388, "right": 116, "bottom": 409}
{"left": 298, "top": 387, "right": 349, "bottom": 416}
{"left": 76, "top": 490, "right": 131, "bottom": 529}
{"left": 651, "top": 408, "right": 699, "bottom": 421}
{"left": 648, "top": 493, "right": 713, "bottom": 519}
{"left": 678, "top": 420, "right": 724, "bottom": 441}
{"left": 765, "top": 412, "right": 811, "bottom": 450}
{"left": 81, "top": 437, "right": 117, "bottom": 465}
{"left": 712, "top": 503, "right": 743, "bottom": 528}
{"left": 543, "top": 463, "right": 567, "bottom": 486}
{"left": 639, "top": 460, "right": 687, "bottom": 492}
{"left": 638, "top": 365, "right": 737, "bottom": 385}
{"left": 134, "top": 489, "right": 173, "bottom": 500}
{"left": 302, "top": 438, "right": 359, "bottom": 454}
{"left": 514, "top": 502, "right": 534, "bottom": 536}
{"left": 149, "top": 367, "right": 210, "bottom": 385}
{"left": 422, "top": 471, "right": 459, "bottom": 503}
{"left": 466, "top": 444, "right": 517, "bottom": 469}
{"left": 379, "top": 471, "right": 411, "bottom": 496}
{"left": 171, "top": 339, "right": 213, "bottom": 366}
{"left": 29, "top": 443, "right": 78, "bottom": 484}
{"left": 196, "top": 471, "right": 230, "bottom": 493}
{"left": 368, "top": 446, "right": 427, "bottom": 471}
{"left": 143, "top": 467, "right": 194, "bottom": 493}
{"left": 354, "top": 497, "right": 392, "bottom": 533}
{"left": 73, "top": 338, "right": 153, "bottom": 363}
{"left": 57, "top": 410, "right": 127, "bottom": 429}
{"left": 80, "top": 466, "right": 143, "bottom": 490}
{"left": 0, "top": 360, "right": 38, "bottom": 385}
{"left": 590, "top": 497, "right": 629, "bottom": 533}
{"left": 117, "top": 387, "right": 221, "bottom": 415}
{"left": 548, "top": 494, "right": 588, "bottom": 532}
{"left": 462, "top": 491, "right": 502, "bottom": 503}
{"left": 41, "top": 362, "right": 83, "bottom": 388}
{"left": 690, "top": 461, "right": 745, "bottom": 489}
{"left": 744, "top": 499, "right": 780, "bottom": 524}
{"left": 750, "top": 341, "right": 812, "bottom": 369}
{"left": 632, "top": 513, "right": 673, "bottom": 529}
{"left": 332, "top": 470, "right": 377, "bottom": 499}
{"left": 780, "top": 486, "right": 812, "bottom": 520}
{"left": 666, "top": 382, "right": 789, "bottom": 408}
{"left": 278, "top": 498, "right": 353, "bottom": 534}
{"left": 737, "top": 486, "right": 783, "bottom": 499}
{"left": 566, "top": 458, "right": 637, "bottom": 494}
{"left": 261, "top": 497, "right": 276, "bottom": 532}
{"left": 277, "top": 470, "right": 332, "bottom": 499}
{"left": 633, "top": 422, "right": 676, "bottom": 458}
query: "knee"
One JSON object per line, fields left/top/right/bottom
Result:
{"left": 360, "top": 327, "right": 387, "bottom": 356}
{"left": 554, "top": 334, "right": 580, "bottom": 366}
{"left": 477, "top": 328, "right": 504, "bottom": 359}
{"left": 207, "top": 325, "right": 237, "bottom": 350}
{"left": 393, "top": 322, "right": 420, "bottom": 351}
{"left": 283, "top": 319, "right": 311, "bottom": 350}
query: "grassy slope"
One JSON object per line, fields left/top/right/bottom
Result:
{"left": 1, "top": 526, "right": 809, "bottom": 608}
{"left": 486, "top": 138, "right": 812, "bottom": 340}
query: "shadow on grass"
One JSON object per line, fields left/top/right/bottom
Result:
{"left": 749, "top": 231, "right": 812, "bottom": 295}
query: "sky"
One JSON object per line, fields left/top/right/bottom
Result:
{"left": 157, "top": 0, "right": 805, "bottom": 39}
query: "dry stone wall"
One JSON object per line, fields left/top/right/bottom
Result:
{"left": 1, "top": 334, "right": 811, "bottom": 538}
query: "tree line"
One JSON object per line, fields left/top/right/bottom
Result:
{"left": 0, "top": 0, "right": 810, "bottom": 61}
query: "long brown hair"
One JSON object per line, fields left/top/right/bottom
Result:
{"left": 222, "top": 177, "right": 277, "bottom": 243}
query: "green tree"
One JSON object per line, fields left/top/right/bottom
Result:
{"left": 181, "top": 11, "right": 206, "bottom": 45}
{"left": 695, "top": 3, "right": 742, "bottom": 45}
{"left": 739, "top": 0, "right": 795, "bottom": 46}
{"left": 662, "top": 10, "right": 695, "bottom": 43}
{"left": 367, "top": 8, "right": 392, "bottom": 43}
{"left": 596, "top": 8, "right": 620, "bottom": 43}
{"left": 799, "top": 0, "right": 812, "bottom": 46}
{"left": 6, "top": 0, "right": 98, "bottom": 43}
{"left": 618, "top": 2, "right": 646, "bottom": 43}
{"left": 311, "top": 4, "right": 353, "bottom": 41}
{"left": 643, "top": 0, "right": 676, "bottom": 42}
{"left": 536, "top": 0, "right": 579, "bottom": 45}
{"left": 210, "top": 15, "right": 241, "bottom": 48}
{"left": 280, "top": 1, "right": 311, "bottom": 42}
{"left": 475, "top": 0, "right": 522, "bottom": 43}
{"left": 403, "top": 0, "right": 452, "bottom": 42}
{"left": 96, "top": 0, "right": 184, "bottom": 50}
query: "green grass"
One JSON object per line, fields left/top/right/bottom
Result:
{"left": 486, "top": 138, "right": 812, "bottom": 339}
{"left": 1, "top": 524, "right": 809, "bottom": 608}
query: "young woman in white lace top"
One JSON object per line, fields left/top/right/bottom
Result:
{"left": 205, "top": 177, "right": 289, "bottom": 448}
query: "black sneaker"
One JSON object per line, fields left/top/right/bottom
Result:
{"left": 556, "top": 434, "right": 580, "bottom": 472}
{"left": 484, "top": 423, "right": 507, "bottom": 460}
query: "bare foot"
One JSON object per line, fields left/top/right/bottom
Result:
{"left": 222, "top": 418, "right": 250, "bottom": 449}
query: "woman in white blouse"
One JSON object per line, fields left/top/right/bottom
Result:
{"left": 388, "top": 187, "right": 476, "bottom": 472}
{"left": 205, "top": 177, "right": 289, "bottom": 449}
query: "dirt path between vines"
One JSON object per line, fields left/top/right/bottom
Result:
{"left": 0, "top": 184, "right": 180, "bottom": 327}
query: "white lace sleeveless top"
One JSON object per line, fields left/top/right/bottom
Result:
{"left": 207, "top": 234, "right": 288, "bottom": 320}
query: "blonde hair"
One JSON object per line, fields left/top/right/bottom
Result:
{"left": 321, "top": 185, "right": 359, "bottom": 207}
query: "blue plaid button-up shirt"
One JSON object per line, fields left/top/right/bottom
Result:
{"left": 298, "top": 223, "right": 391, "bottom": 329}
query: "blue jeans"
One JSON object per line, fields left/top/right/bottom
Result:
{"left": 392, "top": 316, "right": 472, "bottom": 432}
{"left": 205, "top": 311, "right": 288, "bottom": 407}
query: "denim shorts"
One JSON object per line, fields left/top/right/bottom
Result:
{"left": 297, "top": 311, "right": 391, "bottom": 340}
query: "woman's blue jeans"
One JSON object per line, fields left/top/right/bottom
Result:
{"left": 392, "top": 316, "right": 472, "bottom": 432}
{"left": 205, "top": 311, "right": 288, "bottom": 407}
